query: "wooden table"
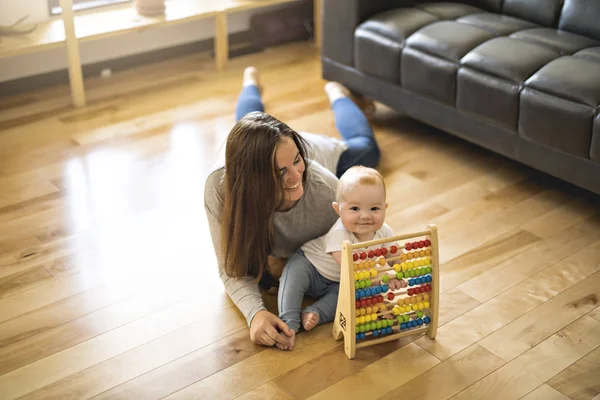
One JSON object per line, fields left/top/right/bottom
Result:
{"left": 0, "top": 0, "right": 322, "bottom": 108}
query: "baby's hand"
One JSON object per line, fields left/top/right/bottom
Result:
{"left": 388, "top": 278, "right": 407, "bottom": 291}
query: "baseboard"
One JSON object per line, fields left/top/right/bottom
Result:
{"left": 0, "top": 30, "right": 261, "bottom": 98}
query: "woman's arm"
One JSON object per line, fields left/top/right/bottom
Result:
{"left": 204, "top": 170, "right": 266, "bottom": 326}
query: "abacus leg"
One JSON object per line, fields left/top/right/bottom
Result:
{"left": 332, "top": 320, "right": 343, "bottom": 340}
{"left": 344, "top": 333, "right": 356, "bottom": 360}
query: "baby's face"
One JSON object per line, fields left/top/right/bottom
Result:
{"left": 337, "top": 182, "right": 387, "bottom": 239}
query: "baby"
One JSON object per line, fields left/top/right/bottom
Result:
{"left": 277, "top": 166, "right": 402, "bottom": 350}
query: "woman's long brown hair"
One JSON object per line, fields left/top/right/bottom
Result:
{"left": 220, "top": 112, "right": 310, "bottom": 280}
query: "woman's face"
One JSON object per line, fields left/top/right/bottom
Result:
{"left": 275, "top": 137, "right": 306, "bottom": 209}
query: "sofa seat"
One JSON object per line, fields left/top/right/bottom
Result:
{"left": 510, "top": 28, "right": 599, "bottom": 55}
{"left": 456, "top": 37, "right": 559, "bottom": 130}
{"left": 519, "top": 56, "right": 600, "bottom": 158}
{"left": 457, "top": 12, "right": 538, "bottom": 36}
{"left": 402, "top": 21, "right": 495, "bottom": 104}
{"left": 574, "top": 47, "right": 600, "bottom": 63}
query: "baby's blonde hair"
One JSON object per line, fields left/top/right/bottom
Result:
{"left": 336, "top": 166, "right": 386, "bottom": 202}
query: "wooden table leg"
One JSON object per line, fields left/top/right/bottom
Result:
{"left": 60, "top": 0, "right": 86, "bottom": 107}
{"left": 215, "top": 11, "right": 228, "bottom": 71}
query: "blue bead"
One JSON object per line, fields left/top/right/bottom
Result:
{"left": 426, "top": 275, "right": 432, "bottom": 282}
{"left": 408, "top": 279, "right": 414, "bottom": 286}
{"left": 356, "top": 334, "right": 361, "bottom": 340}
{"left": 400, "top": 323, "right": 405, "bottom": 330}
{"left": 417, "top": 319, "right": 423, "bottom": 326}
{"left": 373, "top": 329, "right": 379, "bottom": 337}
{"left": 386, "top": 327, "right": 392, "bottom": 334}
{"left": 418, "top": 277, "right": 424, "bottom": 284}
{"left": 410, "top": 320, "right": 417, "bottom": 328}
{"left": 381, "top": 284, "right": 389, "bottom": 292}
{"left": 424, "top": 316, "right": 431, "bottom": 324}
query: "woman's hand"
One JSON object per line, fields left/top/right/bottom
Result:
{"left": 250, "top": 310, "right": 294, "bottom": 347}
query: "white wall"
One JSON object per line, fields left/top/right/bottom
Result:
{"left": 0, "top": 0, "right": 268, "bottom": 83}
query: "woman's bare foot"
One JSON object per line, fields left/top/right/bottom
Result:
{"left": 302, "top": 312, "right": 320, "bottom": 331}
{"left": 324, "top": 81, "right": 376, "bottom": 119}
{"left": 276, "top": 330, "right": 296, "bottom": 351}
{"left": 243, "top": 66, "right": 262, "bottom": 91}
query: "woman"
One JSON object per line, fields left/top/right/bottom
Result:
{"left": 204, "top": 67, "right": 380, "bottom": 348}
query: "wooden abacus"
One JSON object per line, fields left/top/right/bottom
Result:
{"left": 332, "top": 224, "right": 439, "bottom": 359}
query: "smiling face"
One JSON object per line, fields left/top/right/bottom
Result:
{"left": 334, "top": 180, "right": 387, "bottom": 242}
{"left": 275, "top": 137, "right": 306, "bottom": 210}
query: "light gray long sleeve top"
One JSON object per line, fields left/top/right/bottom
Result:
{"left": 203, "top": 133, "right": 347, "bottom": 326}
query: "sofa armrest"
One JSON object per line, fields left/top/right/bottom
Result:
{"left": 322, "top": 0, "right": 415, "bottom": 67}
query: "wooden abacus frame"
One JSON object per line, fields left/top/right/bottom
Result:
{"left": 332, "top": 224, "right": 439, "bottom": 359}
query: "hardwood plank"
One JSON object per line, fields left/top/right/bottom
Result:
{"left": 273, "top": 333, "right": 418, "bottom": 399}
{"left": 589, "top": 306, "right": 600, "bottom": 323}
{"left": 478, "top": 247, "right": 600, "bottom": 361}
{"left": 305, "top": 343, "right": 440, "bottom": 400}
{"left": 378, "top": 344, "right": 505, "bottom": 400}
{"left": 18, "top": 308, "right": 247, "bottom": 400}
{"left": 416, "top": 239, "right": 600, "bottom": 361}
{"left": 458, "top": 214, "right": 600, "bottom": 303}
{"left": 0, "top": 296, "right": 226, "bottom": 399}
{"left": 437, "top": 289, "right": 480, "bottom": 327}
{"left": 449, "top": 316, "right": 600, "bottom": 400}
{"left": 547, "top": 346, "right": 600, "bottom": 400}
{"left": 164, "top": 325, "right": 342, "bottom": 400}
{"left": 91, "top": 329, "right": 263, "bottom": 400}
{"left": 236, "top": 382, "right": 293, "bottom": 400}
{"left": 521, "top": 384, "right": 572, "bottom": 400}
{"left": 0, "top": 265, "right": 55, "bottom": 299}
{"left": 0, "top": 281, "right": 193, "bottom": 374}
{"left": 440, "top": 229, "right": 541, "bottom": 293}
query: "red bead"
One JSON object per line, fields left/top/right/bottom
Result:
{"left": 419, "top": 286, "right": 424, "bottom": 293}
{"left": 387, "top": 292, "right": 395, "bottom": 301}
{"left": 390, "top": 245, "right": 397, "bottom": 254}
{"left": 382, "top": 247, "right": 388, "bottom": 255}
{"left": 368, "top": 250, "right": 375, "bottom": 258}
{"left": 356, "top": 301, "right": 361, "bottom": 308}
{"left": 425, "top": 239, "right": 431, "bottom": 247}
{"left": 419, "top": 240, "right": 425, "bottom": 248}
{"left": 361, "top": 299, "right": 367, "bottom": 307}
{"left": 408, "top": 288, "right": 414, "bottom": 296}
{"left": 425, "top": 285, "right": 431, "bottom": 292}
{"left": 367, "top": 298, "right": 373, "bottom": 306}
{"left": 378, "top": 295, "right": 384, "bottom": 303}
{"left": 405, "top": 242, "right": 412, "bottom": 250}
{"left": 353, "top": 253, "right": 358, "bottom": 262}
{"left": 360, "top": 252, "right": 367, "bottom": 260}
{"left": 413, "top": 241, "right": 419, "bottom": 249}
{"left": 375, "top": 248, "right": 382, "bottom": 257}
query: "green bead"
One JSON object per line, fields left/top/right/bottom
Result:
{"left": 397, "top": 316, "right": 403, "bottom": 324}
{"left": 359, "top": 281, "right": 366, "bottom": 289}
{"left": 382, "top": 274, "right": 389, "bottom": 283}
{"left": 417, "top": 311, "right": 424, "bottom": 318}
{"left": 370, "top": 322, "right": 377, "bottom": 331}
{"left": 359, "top": 325, "right": 365, "bottom": 333}
{"left": 427, "top": 266, "right": 432, "bottom": 273}
{"left": 365, "top": 279, "right": 372, "bottom": 287}
{"left": 376, "top": 320, "right": 382, "bottom": 329}
{"left": 409, "top": 270, "right": 415, "bottom": 277}
{"left": 420, "top": 268, "right": 427, "bottom": 276}
{"left": 396, "top": 271, "right": 403, "bottom": 279}
{"left": 382, "top": 320, "right": 388, "bottom": 328}
{"left": 355, "top": 282, "right": 360, "bottom": 290}
{"left": 403, "top": 314, "right": 410, "bottom": 322}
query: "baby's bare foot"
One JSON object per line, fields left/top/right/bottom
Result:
{"left": 324, "top": 81, "right": 351, "bottom": 104}
{"left": 302, "top": 312, "right": 320, "bottom": 331}
{"left": 276, "top": 330, "right": 296, "bottom": 350}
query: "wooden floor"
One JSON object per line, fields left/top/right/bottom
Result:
{"left": 0, "top": 42, "right": 599, "bottom": 400}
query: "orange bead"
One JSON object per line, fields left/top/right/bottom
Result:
{"left": 401, "top": 253, "right": 408, "bottom": 261}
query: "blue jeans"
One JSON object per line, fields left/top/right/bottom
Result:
{"left": 235, "top": 85, "right": 380, "bottom": 177}
{"left": 278, "top": 250, "right": 339, "bottom": 332}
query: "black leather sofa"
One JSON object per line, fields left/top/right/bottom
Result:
{"left": 321, "top": 0, "right": 600, "bottom": 195}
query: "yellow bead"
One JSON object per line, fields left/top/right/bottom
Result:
{"left": 412, "top": 304, "right": 418, "bottom": 311}
{"left": 424, "top": 301, "right": 430, "bottom": 308}
{"left": 408, "top": 261, "right": 415, "bottom": 269}
{"left": 371, "top": 313, "right": 378, "bottom": 320}
{"left": 425, "top": 257, "right": 431, "bottom": 264}
{"left": 402, "top": 262, "right": 409, "bottom": 271}
{"left": 358, "top": 316, "right": 365, "bottom": 324}
{"left": 393, "top": 306, "right": 400, "bottom": 315}
{"left": 393, "top": 263, "right": 401, "bottom": 272}
{"left": 371, "top": 268, "right": 378, "bottom": 277}
{"left": 354, "top": 272, "right": 359, "bottom": 281}
{"left": 378, "top": 257, "right": 386, "bottom": 266}
{"left": 365, "top": 314, "right": 371, "bottom": 322}
{"left": 401, "top": 253, "right": 408, "bottom": 261}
